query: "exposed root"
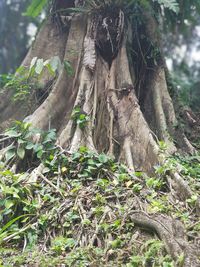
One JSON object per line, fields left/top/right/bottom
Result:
{"left": 129, "top": 211, "right": 200, "bottom": 267}
{"left": 170, "top": 171, "right": 200, "bottom": 213}
{"left": 107, "top": 101, "right": 114, "bottom": 156}
{"left": 0, "top": 148, "right": 7, "bottom": 161}
{"left": 150, "top": 67, "right": 176, "bottom": 154}
{"left": 28, "top": 163, "right": 45, "bottom": 183}
{"left": 29, "top": 15, "right": 87, "bottom": 130}
{"left": 123, "top": 137, "right": 135, "bottom": 171}
{"left": 110, "top": 42, "right": 159, "bottom": 171}
{"left": 1, "top": 146, "right": 199, "bottom": 266}
{"left": 70, "top": 127, "right": 83, "bottom": 152}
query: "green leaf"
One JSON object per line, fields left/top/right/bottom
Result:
{"left": 98, "top": 154, "right": 108, "bottom": 164}
{"left": 82, "top": 219, "right": 91, "bottom": 225}
{"left": 50, "top": 56, "right": 62, "bottom": 73}
{"left": 79, "top": 146, "right": 88, "bottom": 153}
{"left": 65, "top": 238, "right": 76, "bottom": 248}
{"left": 5, "top": 130, "right": 21, "bottom": 138}
{"left": 64, "top": 61, "right": 74, "bottom": 76}
{"left": 17, "top": 147, "right": 25, "bottom": 159}
{"left": 33, "top": 144, "right": 43, "bottom": 153}
{"left": 4, "top": 199, "right": 15, "bottom": 209}
{"left": 110, "top": 238, "right": 123, "bottom": 249}
{"left": 24, "top": 0, "right": 48, "bottom": 18}
{"left": 130, "top": 255, "right": 142, "bottom": 265}
{"left": 17, "top": 139, "right": 26, "bottom": 144}
{"left": 35, "top": 58, "right": 44, "bottom": 74}
{"left": 28, "top": 57, "right": 38, "bottom": 77}
{"left": 37, "top": 150, "right": 43, "bottom": 159}
{"left": 44, "top": 62, "right": 55, "bottom": 76}
{"left": 26, "top": 143, "right": 34, "bottom": 150}
{"left": 5, "top": 149, "right": 16, "bottom": 161}
{"left": 0, "top": 215, "right": 31, "bottom": 235}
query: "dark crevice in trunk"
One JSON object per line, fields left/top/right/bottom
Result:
{"left": 128, "top": 18, "right": 164, "bottom": 136}
{"left": 131, "top": 23, "right": 162, "bottom": 105}
{"left": 53, "top": 0, "right": 75, "bottom": 11}
{"left": 95, "top": 9, "right": 124, "bottom": 67}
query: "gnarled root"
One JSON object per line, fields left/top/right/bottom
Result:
{"left": 129, "top": 211, "right": 200, "bottom": 267}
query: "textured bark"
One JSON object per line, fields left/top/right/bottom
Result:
{"left": 0, "top": 18, "right": 68, "bottom": 130}
{"left": 0, "top": 13, "right": 193, "bottom": 166}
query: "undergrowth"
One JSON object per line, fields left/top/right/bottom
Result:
{"left": 0, "top": 56, "right": 73, "bottom": 106}
{"left": 0, "top": 122, "right": 199, "bottom": 266}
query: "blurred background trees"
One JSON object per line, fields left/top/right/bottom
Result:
{"left": 162, "top": 0, "right": 200, "bottom": 111}
{"left": 0, "top": 0, "right": 39, "bottom": 74}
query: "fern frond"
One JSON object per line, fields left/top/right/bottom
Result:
{"left": 153, "top": 0, "right": 179, "bottom": 13}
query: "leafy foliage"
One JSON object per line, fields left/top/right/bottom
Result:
{"left": 2, "top": 121, "right": 56, "bottom": 163}
{"left": 0, "top": 74, "right": 13, "bottom": 88}
{"left": 71, "top": 107, "right": 89, "bottom": 129}
{"left": 4, "top": 56, "right": 69, "bottom": 102}
{"left": 153, "top": 0, "right": 179, "bottom": 13}
{"left": 25, "top": 0, "right": 181, "bottom": 20}
{"left": 24, "top": 0, "right": 48, "bottom": 17}
{"left": 0, "top": 123, "right": 180, "bottom": 266}
{"left": 0, "top": 124, "right": 199, "bottom": 265}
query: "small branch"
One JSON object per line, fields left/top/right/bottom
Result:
{"left": 3, "top": 223, "right": 37, "bottom": 242}
{"left": 0, "top": 136, "right": 12, "bottom": 143}
{"left": 39, "top": 173, "right": 64, "bottom": 197}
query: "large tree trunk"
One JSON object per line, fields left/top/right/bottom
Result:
{"left": 0, "top": 2, "right": 199, "bottom": 266}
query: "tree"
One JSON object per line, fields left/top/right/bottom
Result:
{"left": 0, "top": 1, "right": 199, "bottom": 266}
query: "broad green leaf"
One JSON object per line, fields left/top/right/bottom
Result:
{"left": 50, "top": 56, "right": 62, "bottom": 73}
{"left": 30, "top": 57, "right": 37, "bottom": 70}
{"left": 44, "top": 59, "right": 54, "bottom": 76}
{"left": 23, "top": 122, "right": 31, "bottom": 130}
{"left": 35, "top": 59, "right": 44, "bottom": 74}
{"left": 4, "top": 199, "right": 15, "bottom": 209}
{"left": 37, "top": 150, "right": 43, "bottom": 159}
{"left": 98, "top": 154, "right": 108, "bottom": 163}
{"left": 17, "top": 139, "right": 26, "bottom": 144}
{"left": 17, "top": 147, "right": 25, "bottom": 159}
{"left": 29, "top": 57, "right": 38, "bottom": 77}
{"left": 5, "top": 149, "right": 16, "bottom": 161}
{"left": 26, "top": 143, "right": 34, "bottom": 150}
{"left": 5, "top": 130, "right": 21, "bottom": 138}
